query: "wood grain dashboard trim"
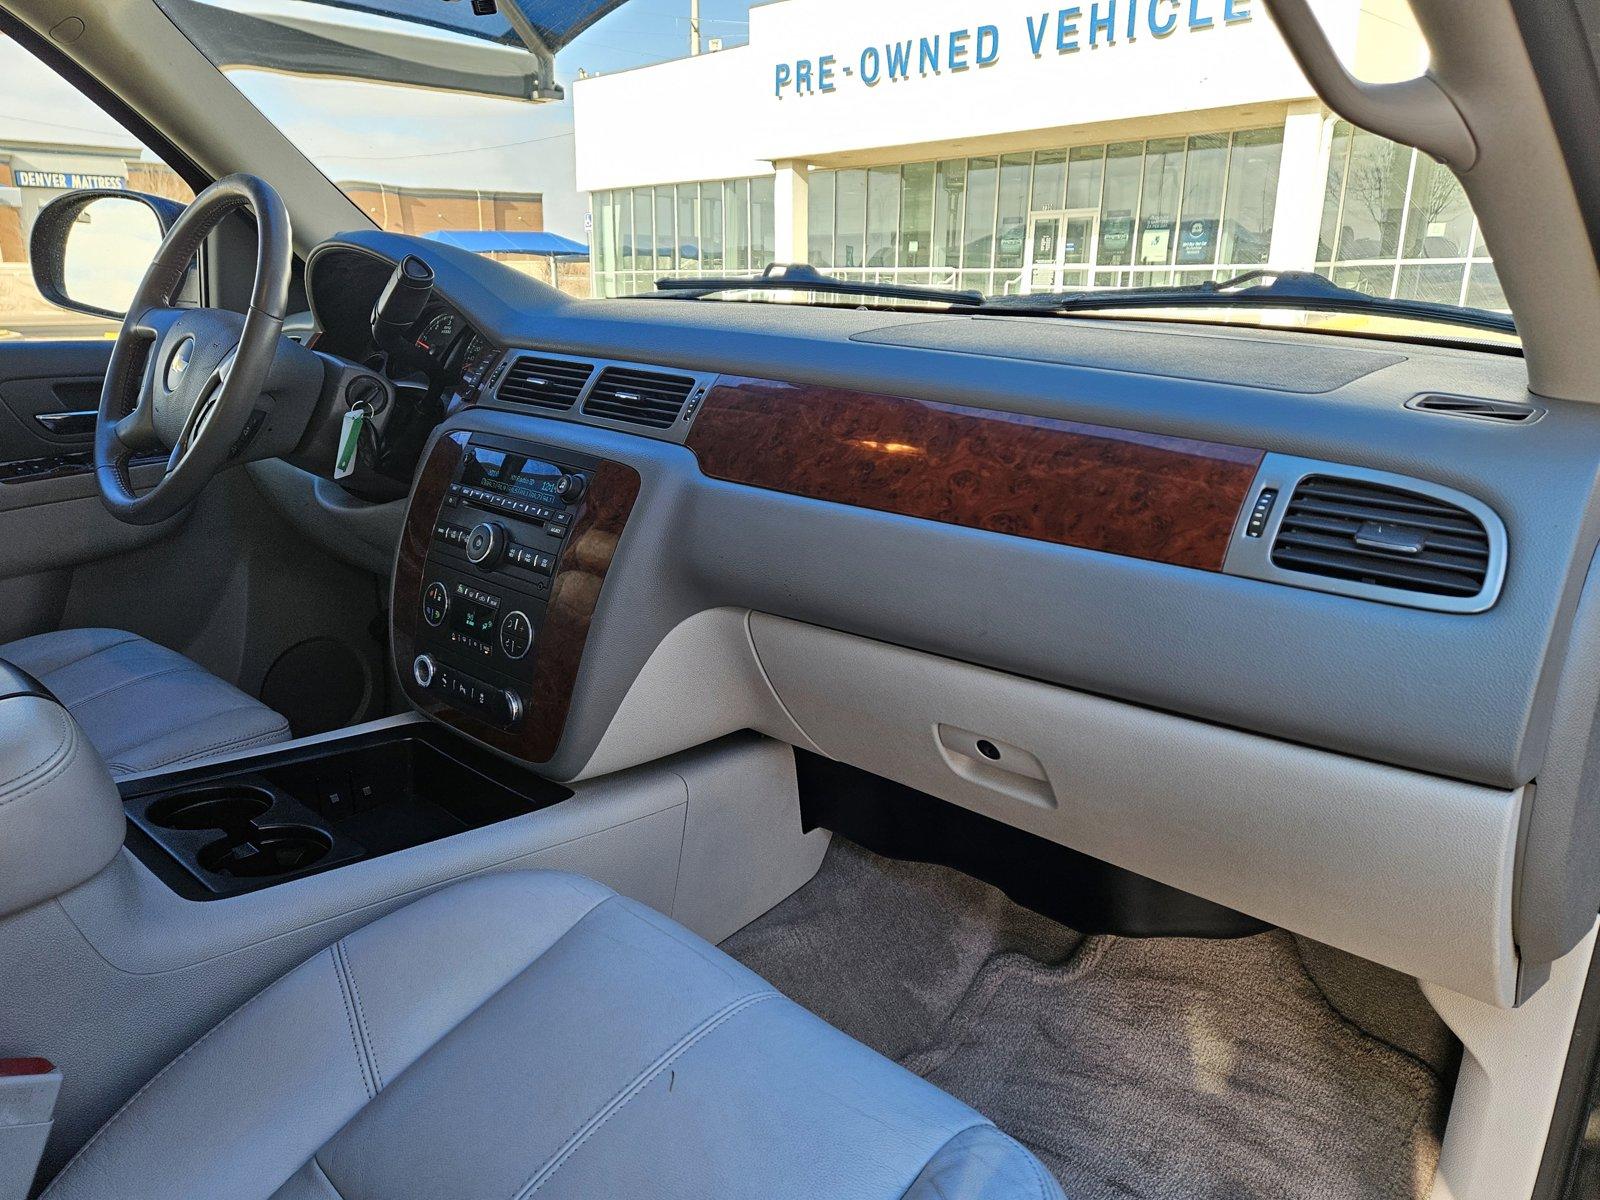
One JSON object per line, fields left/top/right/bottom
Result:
{"left": 685, "top": 376, "right": 1264, "bottom": 571}
{"left": 393, "top": 431, "right": 640, "bottom": 763}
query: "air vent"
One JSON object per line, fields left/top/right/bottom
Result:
{"left": 497, "top": 355, "right": 594, "bottom": 412}
{"left": 1405, "top": 393, "right": 1544, "bottom": 424}
{"left": 581, "top": 367, "right": 695, "bottom": 429}
{"left": 1270, "top": 475, "right": 1491, "bottom": 598}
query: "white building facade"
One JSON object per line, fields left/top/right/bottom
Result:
{"left": 573, "top": 0, "right": 1503, "bottom": 311}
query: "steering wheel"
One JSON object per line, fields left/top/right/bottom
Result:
{"left": 96, "top": 174, "right": 291, "bottom": 525}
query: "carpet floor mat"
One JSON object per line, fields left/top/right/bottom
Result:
{"left": 720, "top": 838, "right": 1455, "bottom": 1200}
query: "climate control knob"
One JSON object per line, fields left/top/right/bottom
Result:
{"left": 500, "top": 689, "right": 524, "bottom": 725}
{"left": 464, "top": 521, "right": 506, "bottom": 568}
{"left": 412, "top": 654, "right": 436, "bottom": 688}
{"left": 499, "top": 609, "right": 533, "bottom": 660}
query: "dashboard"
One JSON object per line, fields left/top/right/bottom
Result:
{"left": 288, "top": 227, "right": 1600, "bottom": 1008}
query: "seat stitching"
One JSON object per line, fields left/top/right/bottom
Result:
{"left": 0, "top": 706, "right": 71, "bottom": 797}
{"left": 337, "top": 938, "right": 384, "bottom": 1090}
{"left": 19, "top": 633, "right": 143, "bottom": 681}
{"left": 63, "top": 662, "right": 197, "bottom": 709}
{"left": 330, "top": 942, "right": 377, "bottom": 1101}
{"left": 511, "top": 991, "right": 780, "bottom": 1200}
{"left": 37, "top": 953, "right": 290, "bottom": 1198}
{"left": 122, "top": 717, "right": 291, "bottom": 772}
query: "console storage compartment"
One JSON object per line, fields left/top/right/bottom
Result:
{"left": 121, "top": 723, "right": 570, "bottom": 898}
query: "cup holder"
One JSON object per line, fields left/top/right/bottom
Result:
{"left": 198, "top": 825, "right": 333, "bottom": 879}
{"left": 146, "top": 786, "right": 274, "bottom": 831}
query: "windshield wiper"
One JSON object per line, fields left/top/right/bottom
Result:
{"left": 651, "top": 263, "right": 984, "bottom": 308}
{"left": 981, "top": 270, "right": 1517, "bottom": 337}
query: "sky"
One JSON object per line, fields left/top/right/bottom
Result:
{"left": 0, "top": 0, "right": 761, "bottom": 239}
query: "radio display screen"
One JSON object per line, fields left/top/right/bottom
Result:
{"left": 461, "top": 447, "right": 564, "bottom": 505}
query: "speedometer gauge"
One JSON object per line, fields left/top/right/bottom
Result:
{"left": 414, "top": 310, "right": 461, "bottom": 356}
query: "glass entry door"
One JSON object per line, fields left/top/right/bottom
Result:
{"left": 1023, "top": 208, "right": 1098, "bottom": 293}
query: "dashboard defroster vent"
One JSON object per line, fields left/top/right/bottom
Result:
{"left": 497, "top": 355, "right": 594, "bottom": 412}
{"left": 1270, "top": 475, "right": 1491, "bottom": 599}
{"left": 581, "top": 367, "right": 696, "bottom": 429}
{"left": 1404, "top": 393, "right": 1544, "bottom": 424}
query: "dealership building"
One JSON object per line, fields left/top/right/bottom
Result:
{"left": 573, "top": 0, "right": 1504, "bottom": 310}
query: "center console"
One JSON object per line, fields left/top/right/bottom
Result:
{"left": 393, "top": 430, "right": 641, "bottom": 763}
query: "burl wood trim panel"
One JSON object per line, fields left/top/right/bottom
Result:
{"left": 394, "top": 431, "right": 641, "bottom": 763}
{"left": 685, "top": 376, "right": 1263, "bottom": 570}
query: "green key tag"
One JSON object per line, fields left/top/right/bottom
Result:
{"left": 334, "top": 404, "right": 366, "bottom": 480}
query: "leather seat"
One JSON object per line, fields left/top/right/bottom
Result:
{"left": 0, "top": 628, "right": 290, "bottom": 778}
{"left": 40, "top": 871, "right": 1063, "bottom": 1200}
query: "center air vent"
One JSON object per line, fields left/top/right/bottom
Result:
{"left": 497, "top": 355, "right": 594, "bottom": 412}
{"left": 581, "top": 367, "right": 696, "bottom": 429}
{"left": 1270, "top": 475, "right": 1492, "bottom": 599}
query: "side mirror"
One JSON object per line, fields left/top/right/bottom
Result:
{"left": 29, "top": 189, "right": 187, "bottom": 320}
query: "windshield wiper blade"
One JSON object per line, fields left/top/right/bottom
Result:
{"left": 982, "top": 270, "right": 1517, "bottom": 337}
{"left": 651, "top": 263, "right": 984, "bottom": 307}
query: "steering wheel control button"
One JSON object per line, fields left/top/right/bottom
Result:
{"left": 465, "top": 520, "right": 506, "bottom": 567}
{"left": 422, "top": 581, "right": 449, "bottom": 626}
{"left": 412, "top": 654, "right": 436, "bottom": 689}
{"left": 500, "top": 610, "right": 534, "bottom": 660}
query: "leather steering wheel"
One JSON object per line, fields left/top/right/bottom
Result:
{"left": 96, "top": 174, "right": 292, "bottom": 525}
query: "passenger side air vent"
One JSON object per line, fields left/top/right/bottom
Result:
{"left": 497, "top": 355, "right": 594, "bottom": 412}
{"left": 1405, "top": 393, "right": 1544, "bottom": 424}
{"left": 581, "top": 366, "right": 696, "bottom": 429}
{"left": 1270, "top": 476, "right": 1491, "bottom": 598}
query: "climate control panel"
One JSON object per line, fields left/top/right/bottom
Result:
{"left": 408, "top": 435, "right": 594, "bottom": 730}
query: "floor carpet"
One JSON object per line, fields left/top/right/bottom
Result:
{"left": 720, "top": 838, "right": 1456, "bottom": 1200}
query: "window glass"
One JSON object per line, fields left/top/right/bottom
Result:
{"left": 1065, "top": 145, "right": 1106, "bottom": 212}
{"left": 808, "top": 171, "right": 834, "bottom": 266}
{"left": 865, "top": 165, "right": 900, "bottom": 269}
{"left": 1402, "top": 155, "right": 1473, "bottom": 259}
{"left": 1336, "top": 127, "right": 1410, "bottom": 261}
{"left": 995, "top": 153, "right": 1032, "bottom": 271}
{"left": 1221, "top": 127, "right": 1282, "bottom": 265}
{"left": 677, "top": 185, "right": 700, "bottom": 270}
{"left": 1396, "top": 262, "right": 1466, "bottom": 305}
{"left": 726, "top": 177, "right": 750, "bottom": 271}
{"left": 1098, "top": 142, "right": 1143, "bottom": 267}
{"left": 1032, "top": 150, "right": 1068, "bottom": 212}
{"left": 751, "top": 174, "right": 775, "bottom": 266}
{"left": 834, "top": 170, "right": 866, "bottom": 270}
{"left": 962, "top": 157, "right": 999, "bottom": 270}
{"left": 900, "top": 162, "right": 934, "bottom": 269}
{"left": 1466, "top": 262, "right": 1506, "bottom": 311}
{"left": 932, "top": 160, "right": 967, "bottom": 271}
{"left": 1176, "top": 133, "right": 1227, "bottom": 266}
{"left": 653, "top": 186, "right": 676, "bottom": 270}
{"left": 1137, "top": 137, "right": 1185, "bottom": 267}
{"left": 699, "top": 182, "right": 724, "bottom": 272}
{"left": 1317, "top": 121, "right": 1353, "bottom": 261}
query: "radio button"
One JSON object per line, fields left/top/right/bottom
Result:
{"left": 554, "top": 473, "right": 586, "bottom": 503}
{"left": 465, "top": 521, "right": 507, "bottom": 568}
{"left": 500, "top": 610, "right": 533, "bottom": 660}
{"left": 422, "top": 581, "right": 449, "bottom": 626}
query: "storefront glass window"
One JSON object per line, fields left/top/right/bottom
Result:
{"left": 866, "top": 166, "right": 900, "bottom": 269}
{"left": 699, "top": 182, "right": 724, "bottom": 272}
{"left": 1098, "top": 142, "right": 1143, "bottom": 268}
{"left": 677, "top": 185, "right": 699, "bottom": 267}
{"left": 1335, "top": 127, "right": 1409, "bottom": 261}
{"left": 900, "top": 162, "right": 934, "bottom": 269}
{"left": 1065, "top": 145, "right": 1105, "bottom": 212}
{"left": 996, "top": 153, "right": 1032, "bottom": 275}
{"left": 1317, "top": 121, "right": 1352, "bottom": 261}
{"left": 963, "top": 157, "right": 999, "bottom": 270}
{"left": 1402, "top": 155, "right": 1473, "bottom": 259}
{"left": 631, "top": 187, "right": 653, "bottom": 272}
{"left": 653, "top": 185, "right": 675, "bottom": 270}
{"left": 1220, "top": 126, "right": 1282, "bottom": 265}
{"left": 932, "top": 160, "right": 966, "bottom": 273}
{"left": 1032, "top": 150, "right": 1068, "bottom": 212}
{"left": 835, "top": 169, "right": 867, "bottom": 270}
{"left": 1176, "top": 133, "right": 1227, "bottom": 268}
{"left": 1396, "top": 262, "right": 1466, "bottom": 306}
{"left": 808, "top": 171, "right": 835, "bottom": 266}
{"left": 1137, "top": 137, "right": 1185, "bottom": 269}
{"left": 751, "top": 174, "right": 775, "bottom": 266}
{"left": 1466, "top": 262, "right": 1505, "bottom": 311}
{"left": 726, "top": 177, "right": 750, "bottom": 271}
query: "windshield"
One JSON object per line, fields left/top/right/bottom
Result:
{"left": 140, "top": 0, "right": 1508, "bottom": 343}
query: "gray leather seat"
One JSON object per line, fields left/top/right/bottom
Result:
{"left": 41, "top": 871, "right": 1063, "bottom": 1200}
{"left": 0, "top": 628, "right": 290, "bottom": 778}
